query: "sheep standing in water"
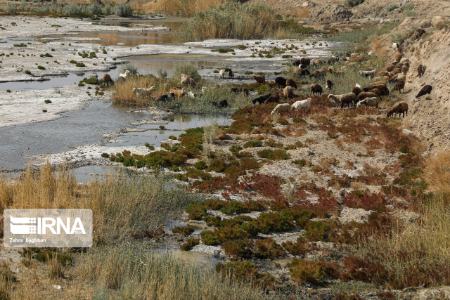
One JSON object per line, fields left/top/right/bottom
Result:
{"left": 387, "top": 102, "right": 408, "bottom": 118}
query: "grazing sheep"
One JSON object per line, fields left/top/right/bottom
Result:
{"left": 187, "top": 91, "right": 196, "bottom": 99}
{"left": 283, "top": 86, "right": 295, "bottom": 98}
{"left": 352, "top": 84, "right": 362, "bottom": 96}
{"left": 360, "top": 69, "right": 376, "bottom": 78}
{"left": 417, "top": 64, "right": 426, "bottom": 77}
{"left": 133, "top": 87, "right": 154, "bottom": 98}
{"left": 254, "top": 75, "right": 266, "bottom": 84}
{"left": 310, "top": 83, "right": 323, "bottom": 95}
{"left": 291, "top": 99, "right": 311, "bottom": 110}
{"left": 252, "top": 93, "right": 272, "bottom": 105}
{"left": 393, "top": 78, "right": 406, "bottom": 93}
{"left": 181, "top": 73, "right": 195, "bottom": 86}
{"left": 297, "top": 68, "right": 310, "bottom": 77}
{"left": 169, "top": 88, "right": 185, "bottom": 98}
{"left": 275, "top": 76, "right": 287, "bottom": 87}
{"left": 286, "top": 79, "right": 297, "bottom": 88}
{"left": 416, "top": 85, "right": 432, "bottom": 98}
{"left": 212, "top": 100, "right": 229, "bottom": 108}
{"left": 387, "top": 102, "right": 408, "bottom": 118}
{"left": 328, "top": 93, "right": 356, "bottom": 108}
{"left": 271, "top": 103, "right": 291, "bottom": 115}
{"left": 326, "top": 80, "right": 333, "bottom": 91}
{"left": 357, "top": 97, "right": 380, "bottom": 108}
{"left": 293, "top": 57, "right": 310, "bottom": 66}
{"left": 364, "top": 83, "right": 389, "bottom": 96}
{"left": 357, "top": 92, "right": 377, "bottom": 102}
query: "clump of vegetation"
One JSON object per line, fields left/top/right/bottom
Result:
{"left": 354, "top": 194, "right": 450, "bottom": 288}
{"left": 181, "top": 2, "right": 309, "bottom": 40}
{"left": 289, "top": 259, "right": 331, "bottom": 285}
{"left": 151, "top": 0, "right": 225, "bottom": 17}
{"left": 75, "top": 245, "right": 265, "bottom": 299}
{"left": 172, "top": 225, "right": 196, "bottom": 236}
{"left": 0, "top": 165, "right": 195, "bottom": 245}
{"left": 180, "top": 237, "right": 200, "bottom": 251}
{"left": 257, "top": 149, "right": 290, "bottom": 160}
{"left": 3, "top": 3, "right": 133, "bottom": 18}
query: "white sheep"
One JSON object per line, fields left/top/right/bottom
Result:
{"left": 291, "top": 99, "right": 311, "bottom": 110}
{"left": 271, "top": 103, "right": 291, "bottom": 115}
{"left": 357, "top": 97, "right": 380, "bottom": 108}
{"left": 283, "top": 86, "right": 295, "bottom": 98}
{"left": 119, "top": 69, "right": 131, "bottom": 80}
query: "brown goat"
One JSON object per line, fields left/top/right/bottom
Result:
{"left": 387, "top": 102, "right": 408, "bottom": 118}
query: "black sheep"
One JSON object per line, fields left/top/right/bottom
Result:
{"left": 275, "top": 76, "right": 287, "bottom": 87}
{"left": 310, "top": 84, "right": 323, "bottom": 95}
{"left": 416, "top": 85, "right": 432, "bottom": 98}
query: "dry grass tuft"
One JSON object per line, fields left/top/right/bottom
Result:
{"left": 0, "top": 165, "right": 194, "bottom": 244}
{"left": 424, "top": 151, "right": 450, "bottom": 193}
{"left": 146, "top": 0, "right": 225, "bottom": 17}
{"left": 76, "top": 244, "right": 266, "bottom": 299}
{"left": 112, "top": 75, "right": 160, "bottom": 107}
{"left": 356, "top": 194, "right": 450, "bottom": 288}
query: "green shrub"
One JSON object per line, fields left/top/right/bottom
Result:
{"left": 253, "top": 239, "right": 285, "bottom": 259}
{"left": 115, "top": 4, "right": 133, "bottom": 17}
{"left": 201, "top": 230, "right": 222, "bottom": 246}
{"left": 257, "top": 149, "right": 290, "bottom": 160}
{"left": 289, "top": 259, "right": 327, "bottom": 285}
{"left": 186, "top": 202, "right": 207, "bottom": 220}
{"left": 172, "top": 225, "right": 196, "bottom": 236}
{"left": 222, "top": 239, "right": 254, "bottom": 259}
{"left": 182, "top": 2, "right": 280, "bottom": 40}
{"left": 243, "top": 140, "right": 263, "bottom": 148}
{"left": 305, "top": 221, "right": 332, "bottom": 241}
